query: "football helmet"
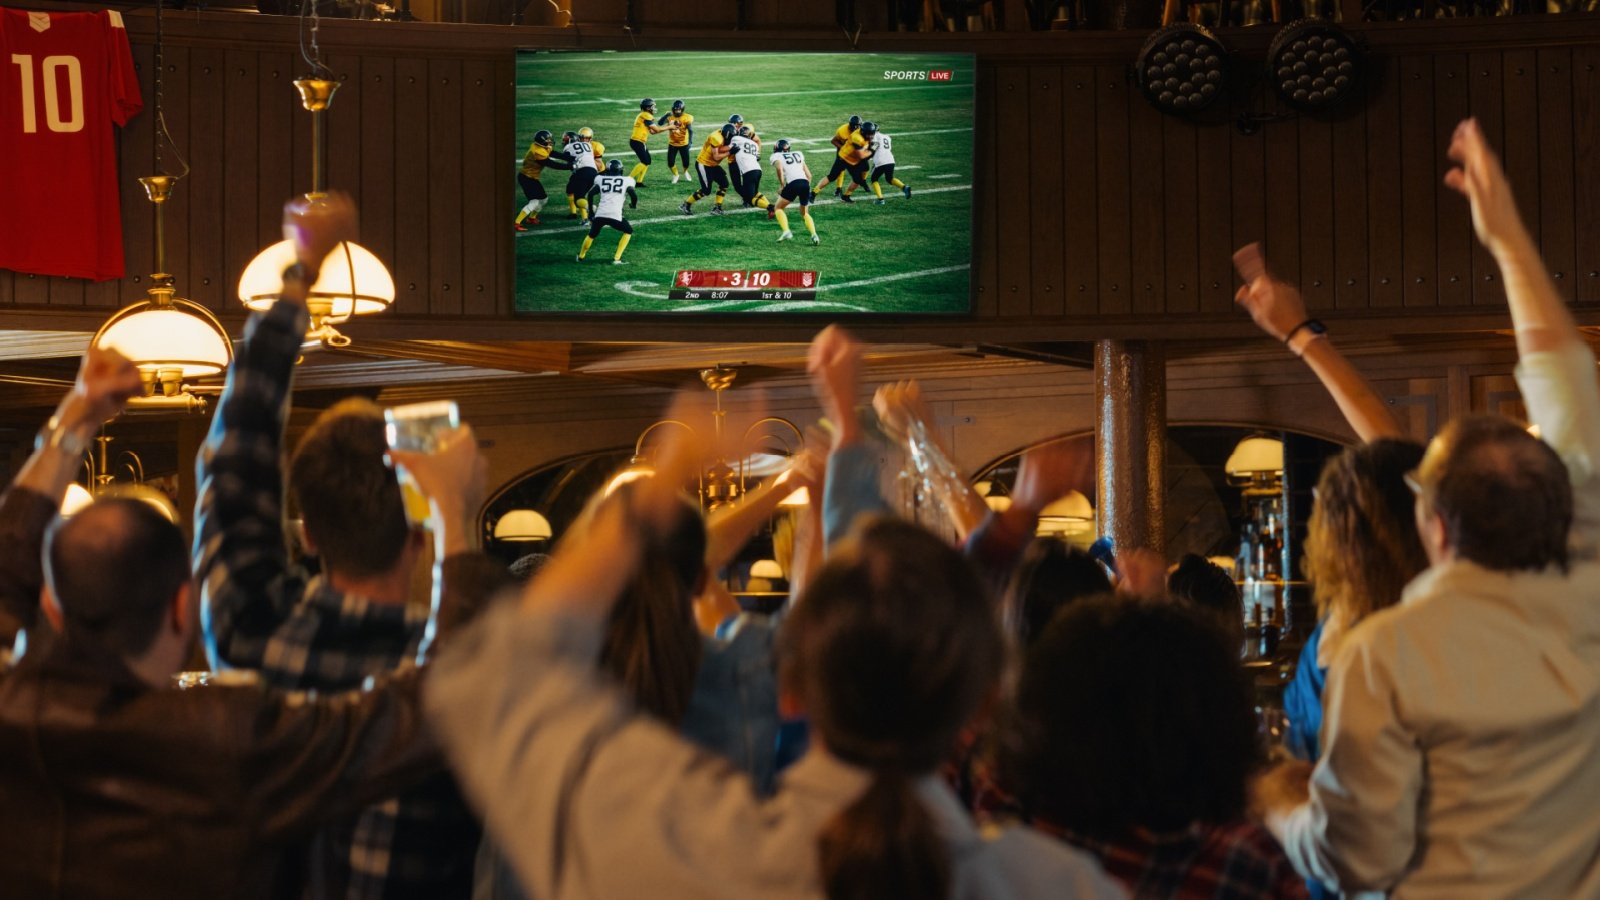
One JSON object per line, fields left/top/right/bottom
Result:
{"left": 848, "top": 115, "right": 862, "bottom": 130}
{"left": 728, "top": 114, "right": 744, "bottom": 125}
{"left": 640, "top": 98, "right": 656, "bottom": 112}
{"left": 533, "top": 129, "right": 553, "bottom": 148}
{"left": 607, "top": 158, "right": 624, "bottom": 174}
{"left": 720, "top": 123, "right": 737, "bottom": 142}
{"left": 561, "top": 130, "right": 578, "bottom": 145}
{"left": 577, "top": 126, "right": 594, "bottom": 140}
{"left": 859, "top": 121, "right": 878, "bottom": 138}
{"left": 738, "top": 125, "right": 752, "bottom": 138}
{"left": 671, "top": 99, "right": 685, "bottom": 113}
{"left": 774, "top": 139, "right": 791, "bottom": 153}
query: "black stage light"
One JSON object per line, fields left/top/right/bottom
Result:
{"left": 1135, "top": 24, "right": 1229, "bottom": 116}
{"left": 1267, "top": 19, "right": 1361, "bottom": 112}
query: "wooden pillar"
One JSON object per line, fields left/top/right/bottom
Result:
{"left": 1094, "top": 339, "right": 1166, "bottom": 558}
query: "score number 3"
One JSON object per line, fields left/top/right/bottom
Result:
{"left": 10, "top": 54, "right": 85, "bottom": 134}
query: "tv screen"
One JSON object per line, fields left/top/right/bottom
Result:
{"left": 512, "top": 50, "right": 975, "bottom": 315}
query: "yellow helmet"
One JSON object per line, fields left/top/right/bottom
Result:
{"left": 578, "top": 126, "right": 594, "bottom": 140}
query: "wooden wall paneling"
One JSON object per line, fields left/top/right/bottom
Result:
{"left": 327, "top": 54, "right": 364, "bottom": 197}
{"left": 1365, "top": 56, "right": 1403, "bottom": 308}
{"left": 1398, "top": 53, "right": 1435, "bottom": 307}
{"left": 158, "top": 45, "right": 192, "bottom": 307}
{"left": 994, "top": 66, "right": 1031, "bottom": 316}
{"left": 1500, "top": 49, "right": 1540, "bottom": 250}
{"left": 1195, "top": 120, "right": 1232, "bottom": 315}
{"left": 971, "top": 65, "right": 998, "bottom": 317}
{"left": 1432, "top": 53, "right": 1470, "bottom": 307}
{"left": 428, "top": 58, "right": 465, "bottom": 315}
{"left": 1126, "top": 81, "right": 1164, "bottom": 316}
{"left": 1094, "top": 66, "right": 1131, "bottom": 315}
{"left": 1467, "top": 49, "right": 1505, "bottom": 306}
{"left": 1536, "top": 48, "right": 1576, "bottom": 291}
{"left": 1330, "top": 89, "right": 1368, "bottom": 312}
{"left": 1262, "top": 114, "right": 1300, "bottom": 287}
{"left": 358, "top": 57, "right": 397, "bottom": 277}
{"left": 257, "top": 54, "right": 296, "bottom": 261}
{"left": 45, "top": 275, "right": 84, "bottom": 308}
{"left": 186, "top": 47, "right": 225, "bottom": 312}
{"left": 1062, "top": 67, "right": 1098, "bottom": 316}
{"left": 1574, "top": 46, "right": 1600, "bottom": 304}
{"left": 1228, "top": 92, "right": 1264, "bottom": 292}
{"left": 1296, "top": 115, "right": 1334, "bottom": 310}
{"left": 115, "top": 41, "right": 158, "bottom": 310}
{"left": 393, "top": 57, "right": 431, "bottom": 311}
{"left": 1160, "top": 114, "right": 1198, "bottom": 315}
{"left": 0, "top": 271, "right": 11, "bottom": 308}
{"left": 223, "top": 49, "right": 261, "bottom": 309}
{"left": 461, "top": 58, "right": 498, "bottom": 315}
{"left": 1028, "top": 66, "right": 1065, "bottom": 317}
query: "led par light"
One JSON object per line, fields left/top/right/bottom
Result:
{"left": 1135, "top": 24, "right": 1229, "bottom": 116}
{"left": 1267, "top": 19, "right": 1361, "bottom": 111}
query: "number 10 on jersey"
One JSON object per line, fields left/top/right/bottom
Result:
{"left": 10, "top": 54, "right": 85, "bottom": 134}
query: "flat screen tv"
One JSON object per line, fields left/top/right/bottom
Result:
{"left": 512, "top": 50, "right": 975, "bottom": 315}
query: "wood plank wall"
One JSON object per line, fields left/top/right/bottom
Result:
{"left": 1, "top": 8, "right": 1598, "bottom": 343}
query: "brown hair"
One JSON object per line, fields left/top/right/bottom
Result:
{"left": 1303, "top": 438, "right": 1429, "bottom": 630}
{"left": 1418, "top": 415, "right": 1571, "bottom": 573}
{"left": 46, "top": 499, "right": 191, "bottom": 658}
{"left": 597, "top": 484, "right": 706, "bottom": 725}
{"left": 289, "top": 397, "right": 411, "bottom": 578}
{"left": 781, "top": 517, "right": 1003, "bottom": 900}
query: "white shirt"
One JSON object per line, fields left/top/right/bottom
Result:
{"left": 1272, "top": 341, "right": 1600, "bottom": 898}
{"left": 770, "top": 150, "right": 807, "bottom": 186}
{"left": 591, "top": 174, "right": 634, "bottom": 220}
{"left": 869, "top": 132, "right": 896, "bottom": 167}
{"left": 728, "top": 135, "right": 762, "bottom": 175}
{"left": 426, "top": 604, "right": 1126, "bottom": 900}
{"left": 564, "top": 140, "right": 596, "bottom": 171}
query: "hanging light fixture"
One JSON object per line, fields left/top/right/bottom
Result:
{"left": 90, "top": 1, "right": 231, "bottom": 411}
{"left": 492, "top": 508, "right": 554, "bottom": 542}
{"left": 1035, "top": 490, "right": 1095, "bottom": 537}
{"left": 238, "top": 47, "right": 394, "bottom": 347}
{"left": 1225, "top": 434, "right": 1285, "bottom": 490}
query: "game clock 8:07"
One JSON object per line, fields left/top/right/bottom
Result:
{"left": 512, "top": 49, "right": 975, "bottom": 315}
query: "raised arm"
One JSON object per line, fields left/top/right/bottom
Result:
{"left": 0, "top": 347, "right": 141, "bottom": 641}
{"left": 195, "top": 194, "right": 356, "bottom": 670}
{"left": 702, "top": 448, "right": 821, "bottom": 576}
{"left": 1234, "top": 243, "right": 1404, "bottom": 443}
{"left": 808, "top": 326, "right": 891, "bottom": 546}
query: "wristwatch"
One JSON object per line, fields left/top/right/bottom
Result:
{"left": 1284, "top": 318, "right": 1327, "bottom": 358}
{"left": 34, "top": 414, "right": 90, "bottom": 458}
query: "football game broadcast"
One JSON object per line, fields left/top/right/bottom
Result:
{"left": 512, "top": 50, "right": 975, "bottom": 314}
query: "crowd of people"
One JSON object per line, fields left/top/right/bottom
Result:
{"left": 0, "top": 116, "right": 1596, "bottom": 900}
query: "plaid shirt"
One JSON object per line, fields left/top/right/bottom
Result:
{"left": 196, "top": 300, "right": 487, "bottom": 899}
{"left": 1031, "top": 817, "right": 1310, "bottom": 900}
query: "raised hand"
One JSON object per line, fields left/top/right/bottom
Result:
{"left": 1233, "top": 243, "right": 1309, "bottom": 342}
{"left": 70, "top": 345, "right": 143, "bottom": 427}
{"left": 1444, "top": 117, "right": 1531, "bottom": 258}
{"left": 872, "top": 380, "right": 931, "bottom": 444}
{"left": 1010, "top": 438, "right": 1093, "bottom": 517}
{"left": 806, "top": 325, "right": 864, "bottom": 447}
{"left": 282, "top": 191, "right": 358, "bottom": 281}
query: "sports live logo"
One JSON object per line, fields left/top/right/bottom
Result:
{"left": 883, "top": 69, "right": 954, "bottom": 81}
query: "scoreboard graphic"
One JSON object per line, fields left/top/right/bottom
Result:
{"left": 669, "top": 270, "right": 818, "bottom": 302}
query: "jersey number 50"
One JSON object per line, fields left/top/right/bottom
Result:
{"left": 10, "top": 54, "right": 85, "bottom": 134}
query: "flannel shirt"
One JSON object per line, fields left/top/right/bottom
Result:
{"left": 196, "top": 299, "right": 486, "bottom": 899}
{"left": 1032, "top": 818, "right": 1308, "bottom": 900}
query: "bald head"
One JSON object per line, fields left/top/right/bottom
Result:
{"left": 1416, "top": 415, "right": 1572, "bottom": 573}
{"left": 45, "top": 499, "right": 190, "bottom": 657}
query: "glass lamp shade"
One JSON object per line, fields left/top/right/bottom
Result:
{"left": 493, "top": 509, "right": 553, "bottom": 542}
{"left": 238, "top": 239, "right": 395, "bottom": 322}
{"left": 1224, "top": 436, "right": 1284, "bottom": 478}
{"left": 749, "top": 559, "right": 785, "bottom": 580}
{"left": 93, "top": 299, "right": 232, "bottom": 378}
{"left": 778, "top": 486, "right": 810, "bottom": 507}
{"left": 1036, "top": 490, "right": 1095, "bottom": 536}
{"left": 61, "top": 484, "right": 94, "bottom": 518}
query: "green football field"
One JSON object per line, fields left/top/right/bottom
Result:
{"left": 512, "top": 51, "right": 975, "bottom": 314}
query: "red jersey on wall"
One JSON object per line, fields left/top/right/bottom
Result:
{"left": 0, "top": 7, "right": 141, "bottom": 282}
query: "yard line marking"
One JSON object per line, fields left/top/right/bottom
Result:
{"left": 928, "top": 173, "right": 961, "bottom": 179}
{"left": 517, "top": 184, "right": 971, "bottom": 237}
{"left": 670, "top": 264, "right": 970, "bottom": 311}
{"left": 521, "top": 82, "right": 969, "bottom": 108}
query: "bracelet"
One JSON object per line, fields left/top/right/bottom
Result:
{"left": 1282, "top": 318, "right": 1325, "bottom": 345}
{"left": 34, "top": 414, "right": 90, "bottom": 458}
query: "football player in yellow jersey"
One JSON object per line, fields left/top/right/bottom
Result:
{"left": 679, "top": 123, "right": 735, "bottom": 217}
{"left": 813, "top": 115, "right": 870, "bottom": 202}
{"left": 514, "top": 130, "right": 573, "bottom": 231}
{"left": 661, "top": 100, "right": 694, "bottom": 184}
{"left": 628, "top": 98, "right": 669, "bottom": 187}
